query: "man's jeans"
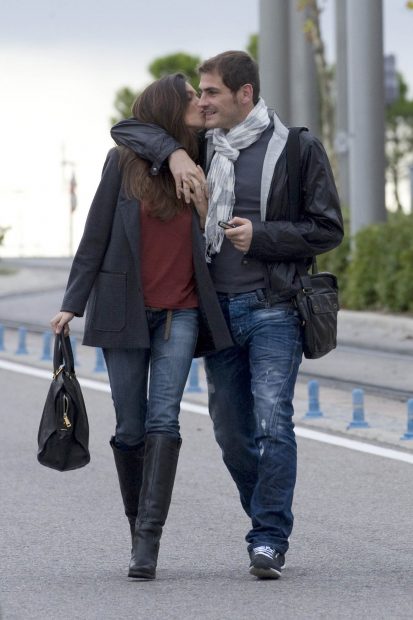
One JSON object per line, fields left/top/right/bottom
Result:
{"left": 103, "top": 308, "right": 198, "bottom": 446}
{"left": 204, "top": 290, "right": 302, "bottom": 554}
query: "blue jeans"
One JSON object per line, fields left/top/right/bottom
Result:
{"left": 204, "top": 290, "right": 302, "bottom": 554}
{"left": 103, "top": 308, "right": 198, "bottom": 446}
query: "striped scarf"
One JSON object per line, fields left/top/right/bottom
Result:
{"left": 204, "top": 97, "right": 270, "bottom": 261}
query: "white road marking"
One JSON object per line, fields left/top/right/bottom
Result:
{"left": 1, "top": 358, "right": 412, "bottom": 465}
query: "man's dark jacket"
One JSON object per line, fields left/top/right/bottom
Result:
{"left": 110, "top": 119, "right": 344, "bottom": 303}
{"left": 61, "top": 148, "right": 233, "bottom": 356}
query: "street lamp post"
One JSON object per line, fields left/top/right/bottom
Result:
{"left": 61, "top": 156, "right": 76, "bottom": 257}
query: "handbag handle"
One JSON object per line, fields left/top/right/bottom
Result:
{"left": 53, "top": 332, "right": 75, "bottom": 375}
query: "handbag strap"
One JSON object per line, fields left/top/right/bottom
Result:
{"left": 286, "top": 126, "right": 316, "bottom": 290}
{"left": 53, "top": 333, "right": 75, "bottom": 375}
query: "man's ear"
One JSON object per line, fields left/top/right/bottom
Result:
{"left": 239, "top": 83, "right": 254, "bottom": 105}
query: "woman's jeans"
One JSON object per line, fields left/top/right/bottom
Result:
{"left": 103, "top": 308, "right": 198, "bottom": 446}
{"left": 204, "top": 290, "right": 302, "bottom": 554}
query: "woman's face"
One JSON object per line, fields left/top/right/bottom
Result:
{"left": 184, "top": 83, "right": 205, "bottom": 129}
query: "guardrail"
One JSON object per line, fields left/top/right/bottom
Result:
{"left": 1, "top": 322, "right": 412, "bottom": 441}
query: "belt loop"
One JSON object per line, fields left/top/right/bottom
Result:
{"left": 164, "top": 309, "right": 173, "bottom": 340}
{"left": 256, "top": 288, "right": 270, "bottom": 308}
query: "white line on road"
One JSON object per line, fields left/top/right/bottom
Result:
{"left": 1, "top": 358, "right": 413, "bottom": 465}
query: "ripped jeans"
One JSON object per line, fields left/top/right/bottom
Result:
{"left": 204, "top": 290, "right": 302, "bottom": 554}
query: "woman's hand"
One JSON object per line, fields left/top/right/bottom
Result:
{"left": 50, "top": 311, "right": 75, "bottom": 336}
{"left": 168, "top": 150, "right": 208, "bottom": 204}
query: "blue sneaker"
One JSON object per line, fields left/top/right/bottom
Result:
{"left": 249, "top": 546, "right": 285, "bottom": 579}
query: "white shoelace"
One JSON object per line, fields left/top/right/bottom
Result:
{"left": 252, "top": 546, "right": 275, "bottom": 559}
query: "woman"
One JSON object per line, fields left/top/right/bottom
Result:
{"left": 51, "top": 74, "right": 232, "bottom": 580}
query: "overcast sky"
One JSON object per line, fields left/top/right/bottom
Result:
{"left": 1, "top": 0, "right": 412, "bottom": 255}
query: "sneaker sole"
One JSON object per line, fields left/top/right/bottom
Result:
{"left": 249, "top": 565, "right": 282, "bottom": 579}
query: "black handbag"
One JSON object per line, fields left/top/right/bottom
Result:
{"left": 37, "top": 333, "right": 90, "bottom": 471}
{"left": 287, "top": 127, "right": 339, "bottom": 359}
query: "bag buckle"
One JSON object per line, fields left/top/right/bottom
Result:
{"left": 53, "top": 365, "right": 64, "bottom": 380}
{"left": 62, "top": 394, "right": 72, "bottom": 430}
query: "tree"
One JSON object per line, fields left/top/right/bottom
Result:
{"left": 247, "top": 34, "right": 258, "bottom": 61}
{"left": 148, "top": 52, "right": 201, "bottom": 91}
{"left": 110, "top": 86, "right": 137, "bottom": 125}
{"left": 298, "top": 0, "right": 336, "bottom": 175}
{"left": 111, "top": 52, "right": 202, "bottom": 124}
{"left": 385, "top": 74, "right": 413, "bottom": 212}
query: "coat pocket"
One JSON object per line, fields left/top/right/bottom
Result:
{"left": 93, "top": 272, "right": 127, "bottom": 332}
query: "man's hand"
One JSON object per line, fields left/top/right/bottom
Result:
{"left": 50, "top": 311, "right": 74, "bottom": 336}
{"left": 224, "top": 217, "right": 253, "bottom": 253}
{"left": 168, "top": 149, "right": 208, "bottom": 204}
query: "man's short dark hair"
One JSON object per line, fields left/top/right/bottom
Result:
{"left": 199, "top": 51, "right": 260, "bottom": 105}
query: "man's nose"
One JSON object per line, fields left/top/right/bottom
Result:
{"left": 198, "top": 93, "right": 207, "bottom": 107}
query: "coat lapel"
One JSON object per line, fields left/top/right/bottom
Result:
{"left": 118, "top": 193, "right": 140, "bottom": 259}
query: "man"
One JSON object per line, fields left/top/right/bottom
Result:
{"left": 111, "top": 51, "right": 343, "bottom": 579}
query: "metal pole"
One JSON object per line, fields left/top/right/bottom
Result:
{"left": 288, "top": 1, "right": 321, "bottom": 135}
{"left": 347, "top": 0, "right": 386, "bottom": 236}
{"left": 409, "top": 164, "right": 413, "bottom": 214}
{"left": 69, "top": 170, "right": 77, "bottom": 257}
{"left": 69, "top": 200, "right": 74, "bottom": 257}
{"left": 334, "top": 0, "right": 350, "bottom": 207}
{"left": 259, "top": 0, "right": 290, "bottom": 121}
{"left": 61, "top": 146, "right": 76, "bottom": 257}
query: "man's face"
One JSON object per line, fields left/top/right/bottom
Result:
{"left": 198, "top": 71, "right": 252, "bottom": 130}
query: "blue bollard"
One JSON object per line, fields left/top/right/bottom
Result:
{"left": 70, "top": 336, "right": 78, "bottom": 366}
{"left": 40, "top": 331, "right": 53, "bottom": 361}
{"left": 347, "top": 388, "right": 369, "bottom": 429}
{"left": 94, "top": 348, "right": 107, "bottom": 373}
{"left": 15, "top": 326, "right": 28, "bottom": 355}
{"left": 400, "top": 399, "right": 413, "bottom": 440}
{"left": 186, "top": 359, "right": 202, "bottom": 393}
{"left": 0, "top": 324, "right": 5, "bottom": 351}
{"left": 304, "top": 380, "right": 323, "bottom": 418}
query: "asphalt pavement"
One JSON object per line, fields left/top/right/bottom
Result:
{"left": 1, "top": 367, "right": 413, "bottom": 620}
{"left": 1, "top": 257, "right": 413, "bottom": 448}
{"left": 1, "top": 257, "right": 413, "bottom": 619}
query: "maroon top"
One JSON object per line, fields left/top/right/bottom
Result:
{"left": 140, "top": 203, "right": 198, "bottom": 309}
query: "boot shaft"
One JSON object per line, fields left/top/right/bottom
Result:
{"left": 129, "top": 433, "right": 181, "bottom": 580}
{"left": 110, "top": 437, "right": 145, "bottom": 527}
{"left": 137, "top": 434, "right": 181, "bottom": 525}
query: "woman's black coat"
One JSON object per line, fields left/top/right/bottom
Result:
{"left": 61, "top": 148, "right": 233, "bottom": 356}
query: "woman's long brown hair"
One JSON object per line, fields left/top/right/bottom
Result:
{"left": 119, "top": 73, "right": 199, "bottom": 220}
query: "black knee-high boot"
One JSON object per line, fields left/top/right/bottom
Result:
{"left": 128, "top": 434, "right": 181, "bottom": 580}
{"left": 110, "top": 437, "right": 145, "bottom": 542}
